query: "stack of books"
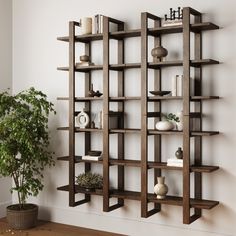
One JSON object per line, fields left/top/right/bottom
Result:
{"left": 167, "top": 158, "right": 183, "bottom": 167}
{"left": 76, "top": 62, "right": 94, "bottom": 67}
{"left": 82, "top": 155, "right": 102, "bottom": 161}
{"left": 163, "top": 20, "right": 182, "bottom": 27}
{"left": 93, "top": 15, "right": 104, "bottom": 34}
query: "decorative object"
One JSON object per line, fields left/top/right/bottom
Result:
{"left": 155, "top": 120, "right": 175, "bottom": 131}
{"left": 176, "top": 75, "right": 183, "bottom": 96}
{"left": 88, "top": 150, "right": 102, "bottom": 156}
{"left": 164, "top": 7, "right": 183, "bottom": 26}
{"left": 149, "top": 91, "right": 171, "bottom": 96}
{"left": 0, "top": 88, "right": 55, "bottom": 229}
{"left": 167, "top": 158, "right": 183, "bottom": 167}
{"left": 175, "top": 147, "right": 183, "bottom": 159}
{"left": 93, "top": 14, "right": 104, "bottom": 34}
{"left": 98, "top": 110, "right": 103, "bottom": 129}
{"left": 80, "top": 55, "right": 90, "bottom": 62}
{"left": 94, "top": 90, "right": 103, "bottom": 97}
{"left": 171, "top": 75, "right": 177, "bottom": 96}
{"left": 151, "top": 46, "right": 168, "bottom": 59}
{"left": 76, "top": 109, "right": 90, "bottom": 128}
{"left": 76, "top": 172, "right": 103, "bottom": 190}
{"left": 91, "top": 121, "right": 95, "bottom": 128}
{"left": 76, "top": 54, "right": 94, "bottom": 67}
{"left": 80, "top": 17, "right": 92, "bottom": 35}
{"left": 176, "top": 110, "right": 183, "bottom": 131}
{"left": 88, "top": 83, "right": 96, "bottom": 97}
{"left": 154, "top": 177, "right": 168, "bottom": 199}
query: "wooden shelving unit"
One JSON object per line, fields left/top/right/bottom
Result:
{"left": 57, "top": 7, "right": 220, "bottom": 224}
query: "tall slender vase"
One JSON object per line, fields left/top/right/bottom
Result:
{"left": 153, "top": 177, "right": 168, "bottom": 199}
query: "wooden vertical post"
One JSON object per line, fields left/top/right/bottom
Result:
{"left": 153, "top": 18, "right": 162, "bottom": 213}
{"left": 182, "top": 8, "right": 191, "bottom": 224}
{"left": 117, "top": 22, "right": 125, "bottom": 206}
{"left": 141, "top": 12, "right": 148, "bottom": 218}
{"left": 84, "top": 42, "right": 92, "bottom": 202}
{"left": 68, "top": 21, "right": 76, "bottom": 207}
{"left": 103, "top": 16, "right": 110, "bottom": 212}
{"left": 194, "top": 13, "right": 203, "bottom": 218}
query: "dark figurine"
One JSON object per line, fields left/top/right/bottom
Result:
{"left": 165, "top": 7, "right": 183, "bottom": 21}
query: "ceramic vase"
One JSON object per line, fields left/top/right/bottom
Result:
{"left": 175, "top": 147, "right": 183, "bottom": 159}
{"left": 151, "top": 46, "right": 168, "bottom": 59}
{"left": 76, "top": 109, "right": 90, "bottom": 128}
{"left": 153, "top": 177, "right": 168, "bottom": 199}
{"left": 176, "top": 110, "right": 183, "bottom": 131}
{"left": 155, "top": 120, "right": 175, "bottom": 131}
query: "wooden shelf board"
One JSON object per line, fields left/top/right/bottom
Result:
{"left": 110, "top": 190, "right": 141, "bottom": 201}
{"left": 110, "top": 128, "right": 141, "bottom": 134}
{"left": 75, "top": 127, "right": 103, "bottom": 132}
{"left": 110, "top": 63, "right": 141, "bottom": 70}
{"left": 148, "top": 130, "right": 182, "bottom": 135}
{"left": 57, "top": 22, "right": 219, "bottom": 43}
{"left": 148, "top": 130, "right": 219, "bottom": 136}
{"left": 191, "top": 131, "right": 219, "bottom": 136}
{"left": 190, "top": 165, "right": 219, "bottom": 173}
{"left": 110, "top": 96, "right": 141, "bottom": 101}
{"left": 148, "top": 194, "right": 219, "bottom": 209}
{"left": 109, "top": 159, "right": 141, "bottom": 167}
{"left": 57, "top": 185, "right": 103, "bottom": 196}
{"left": 57, "top": 96, "right": 219, "bottom": 102}
{"left": 57, "top": 156, "right": 103, "bottom": 164}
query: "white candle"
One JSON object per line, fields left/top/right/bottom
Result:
{"left": 81, "top": 17, "right": 92, "bottom": 35}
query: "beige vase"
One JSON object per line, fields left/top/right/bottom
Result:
{"left": 153, "top": 177, "right": 168, "bottom": 199}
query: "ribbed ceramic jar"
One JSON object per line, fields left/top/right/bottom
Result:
{"left": 151, "top": 46, "right": 168, "bottom": 59}
{"left": 153, "top": 177, "right": 168, "bottom": 199}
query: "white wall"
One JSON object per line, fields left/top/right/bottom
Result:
{"left": 0, "top": 0, "right": 12, "bottom": 218}
{"left": 12, "top": 0, "right": 236, "bottom": 235}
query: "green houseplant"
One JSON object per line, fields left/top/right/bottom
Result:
{"left": 0, "top": 87, "right": 55, "bottom": 229}
{"left": 76, "top": 172, "right": 103, "bottom": 191}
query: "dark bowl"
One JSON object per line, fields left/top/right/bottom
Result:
{"left": 149, "top": 91, "right": 171, "bottom": 96}
{"left": 94, "top": 91, "right": 103, "bottom": 97}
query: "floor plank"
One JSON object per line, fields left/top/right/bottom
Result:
{"left": 0, "top": 218, "right": 125, "bottom": 236}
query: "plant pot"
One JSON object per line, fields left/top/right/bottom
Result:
{"left": 155, "top": 120, "right": 175, "bottom": 131}
{"left": 7, "top": 203, "right": 38, "bottom": 230}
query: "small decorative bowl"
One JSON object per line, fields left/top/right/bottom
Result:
{"left": 94, "top": 91, "right": 103, "bottom": 97}
{"left": 80, "top": 55, "right": 90, "bottom": 62}
{"left": 88, "top": 150, "right": 102, "bottom": 156}
{"left": 149, "top": 91, "right": 171, "bottom": 96}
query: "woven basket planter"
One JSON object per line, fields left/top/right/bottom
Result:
{"left": 7, "top": 204, "right": 38, "bottom": 230}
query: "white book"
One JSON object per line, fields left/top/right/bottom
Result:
{"left": 171, "top": 76, "right": 177, "bottom": 96}
{"left": 167, "top": 158, "right": 183, "bottom": 163}
{"left": 76, "top": 62, "right": 95, "bottom": 67}
{"left": 163, "top": 20, "right": 182, "bottom": 27}
{"left": 82, "top": 155, "right": 102, "bottom": 161}
{"left": 92, "top": 16, "right": 96, "bottom": 34}
{"left": 176, "top": 75, "right": 183, "bottom": 96}
{"left": 167, "top": 163, "right": 183, "bottom": 167}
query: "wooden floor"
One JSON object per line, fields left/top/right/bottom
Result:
{"left": 0, "top": 218, "right": 124, "bottom": 236}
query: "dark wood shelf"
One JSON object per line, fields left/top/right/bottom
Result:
{"left": 57, "top": 127, "right": 103, "bottom": 132}
{"left": 57, "top": 156, "right": 103, "bottom": 164}
{"left": 110, "top": 128, "right": 141, "bottom": 134}
{"left": 57, "top": 22, "right": 219, "bottom": 43}
{"left": 57, "top": 157, "right": 219, "bottom": 173}
{"left": 148, "top": 130, "right": 219, "bottom": 136}
{"left": 148, "top": 96, "right": 219, "bottom": 101}
{"left": 57, "top": 97, "right": 103, "bottom": 101}
{"left": 148, "top": 194, "right": 219, "bottom": 209}
{"left": 110, "top": 96, "right": 141, "bottom": 101}
{"left": 57, "top": 185, "right": 103, "bottom": 196}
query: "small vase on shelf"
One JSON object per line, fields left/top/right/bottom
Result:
{"left": 153, "top": 177, "right": 168, "bottom": 199}
{"left": 175, "top": 147, "right": 183, "bottom": 159}
{"left": 155, "top": 120, "right": 175, "bottom": 131}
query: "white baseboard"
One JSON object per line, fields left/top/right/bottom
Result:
{"left": 0, "top": 201, "right": 11, "bottom": 218}
{"left": 38, "top": 205, "right": 230, "bottom": 236}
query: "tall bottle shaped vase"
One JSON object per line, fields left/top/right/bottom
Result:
{"left": 153, "top": 177, "right": 168, "bottom": 199}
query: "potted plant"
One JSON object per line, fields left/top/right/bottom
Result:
{"left": 0, "top": 87, "right": 56, "bottom": 229}
{"left": 76, "top": 172, "right": 103, "bottom": 191}
{"left": 155, "top": 113, "right": 180, "bottom": 131}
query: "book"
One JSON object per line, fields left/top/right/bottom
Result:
{"left": 76, "top": 62, "right": 95, "bottom": 67}
{"left": 176, "top": 75, "right": 183, "bottom": 96}
{"left": 171, "top": 76, "right": 177, "bottom": 96}
{"left": 167, "top": 158, "right": 183, "bottom": 167}
{"left": 163, "top": 20, "right": 182, "bottom": 27}
{"left": 82, "top": 155, "right": 102, "bottom": 161}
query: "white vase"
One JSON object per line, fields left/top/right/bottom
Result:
{"left": 176, "top": 110, "right": 183, "bottom": 131}
{"left": 76, "top": 109, "right": 90, "bottom": 128}
{"left": 154, "top": 177, "right": 168, "bottom": 199}
{"left": 155, "top": 120, "right": 175, "bottom": 131}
